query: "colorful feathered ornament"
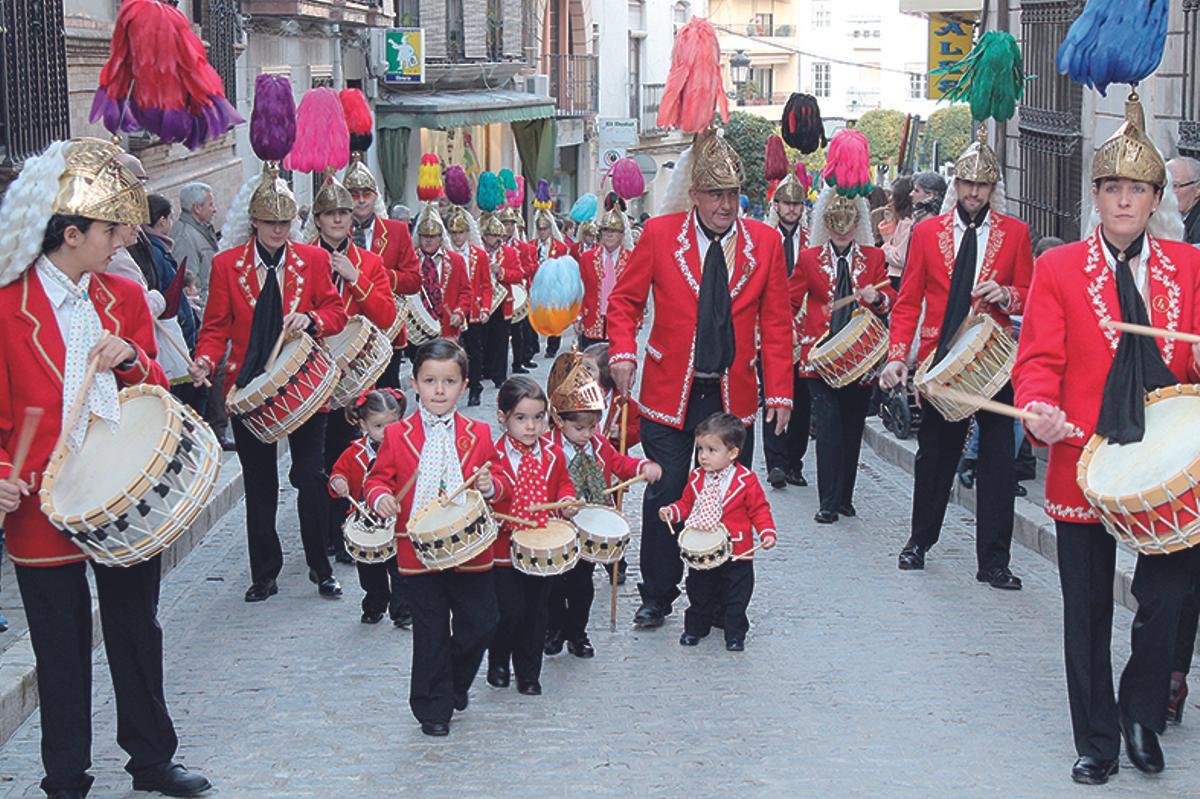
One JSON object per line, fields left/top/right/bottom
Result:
{"left": 781, "top": 93, "right": 826, "bottom": 154}
{"left": 796, "top": 163, "right": 814, "bottom": 194}
{"left": 764, "top": 135, "right": 788, "bottom": 181}
{"left": 250, "top": 74, "right": 296, "bottom": 163}
{"left": 821, "top": 128, "right": 872, "bottom": 198}
{"left": 569, "top": 193, "right": 598, "bottom": 223}
{"left": 932, "top": 31, "right": 1025, "bottom": 122}
{"left": 283, "top": 88, "right": 349, "bottom": 173}
{"left": 1056, "top": 0, "right": 1168, "bottom": 96}
{"left": 499, "top": 168, "right": 518, "bottom": 191}
{"left": 339, "top": 88, "right": 374, "bottom": 153}
{"left": 528, "top": 255, "right": 585, "bottom": 336}
{"left": 610, "top": 157, "right": 645, "bottom": 200}
{"left": 657, "top": 18, "right": 729, "bottom": 133}
{"left": 444, "top": 165, "right": 472, "bottom": 206}
{"left": 533, "top": 179, "right": 553, "bottom": 211}
{"left": 476, "top": 171, "right": 505, "bottom": 213}
{"left": 416, "top": 154, "right": 443, "bottom": 202}
{"left": 507, "top": 176, "right": 525, "bottom": 208}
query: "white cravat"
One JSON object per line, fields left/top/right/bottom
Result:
{"left": 411, "top": 408, "right": 465, "bottom": 511}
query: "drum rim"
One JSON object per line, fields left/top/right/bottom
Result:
{"left": 512, "top": 518, "right": 578, "bottom": 549}
{"left": 810, "top": 311, "right": 888, "bottom": 388}
{"left": 678, "top": 523, "right": 730, "bottom": 551}
{"left": 237, "top": 348, "right": 340, "bottom": 443}
{"left": 407, "top": 489, "right": 486, "bottom": 537}
{"left": 227, "top": 332, "right": 319, "bottom": 410}
{"left": 401, "top": 294, "right": 441, "bottom": 340}
{"left": 327, "top": 322, "right": 392, "bottom": 409}
{"left": 383, "top": 295, "right": 406, "bottom": 342}
{"left": 323, "top": 315, "right": 373, "bottom": 371}
{"left": 914, "top": 316, "right": 1016, "bottom": 422}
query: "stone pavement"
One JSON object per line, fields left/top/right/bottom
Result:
{"left": 2, "top": 360, "right": 1200, "bottom": 797}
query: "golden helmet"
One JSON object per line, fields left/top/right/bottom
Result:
{"left": 692, "top": 128, "right": 744, "bottom": 192}
{"left": 579, "top": 220, "right": 599, "bottom": 239}
{"left": 954, "top": 128, "right": 1001, "bottom": 185}
{"left": 311, "top": 171, "right": 353, "bottom": 217}
{"left": 53, "top": 138, "right": 149, "bottom": 226}
{"left": 415, "top": 204, "right": 445, "bottom": 238}
{"left": 445, "top": 206, "right": 472, "bottom": 234}
{"left": 499, "top": 205, "right": 520, "bottom": 225}
{"left": 548, "top": 352, "right": 605, "bottom": 414}
{"left": 1092, "top": 93, "right": 1167, "bottom": 188}
{"left": 773, "top": 172, "right": 806, "bottom": 205}
{"left": 249, "top": 164, "right": 298, "bottom": 222}
{"left": 823, "top": 194, "right": 860, "bottom": 238}
{"left": 343, "top": 152, "right": 379, "bottom": 195}
{"left": 599, "top": 207, "right": 627, "bottom": 232}
{"left": 481, "top": 212, "right": 506, "bottom": 238}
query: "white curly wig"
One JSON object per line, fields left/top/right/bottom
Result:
{"left": 658, "top": 143, "right": 694, "bottom": 217}
{"left": 940, "top": 176, "right": 1009, "bottom": 217}
{"left": 0, "top": 141, "right": 69, "bottom": 287}
{"left": 1083, "top": 164, "right": 1186, "bottom": 242}
{"left": 809, "top": 187, "right": 873, "bottom": 249}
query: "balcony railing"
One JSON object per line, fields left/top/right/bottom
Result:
{"left": 641, "top": 82, "right": 664, "bottom": 136}
{"left": 547, "top": 53, "right": 598, "bottom": 116}
{"left": 0, "top": 0, "right": 70, "bottom": 167}
{"left": 733, "top": 23, "right": 794, "bottom": 36}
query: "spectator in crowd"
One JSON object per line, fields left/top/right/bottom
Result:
{"left": 390, "top": 204, "right": 413, "bottom": 227}
{"left": 910, "top": 172, "right": 947, "bottom": 223}
{"left": 1168, "top": 157, "right": 1200, "bottom": 244}
{"left": 171, "top": 182, "right": 219, "bottom": 298}
{"left": 867, "top": 186, "right": 890, "bottom": 245}
{"left": 879, "top": 176, "right": 914, "bottom": 290}
{"left": 144, "top": 194, "right": 203, "bottom": 411}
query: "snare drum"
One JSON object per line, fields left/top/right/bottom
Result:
{"left": 489, "top": 276, "right": 509, "bottom": 316}
{"left": 406, "top": 490, "right": 497, "bottom": 570}
{"left": 1077, "top": 384, "right": 1200, "bottom": 555}
{"left": 677, "top": 525, "right": 731, "bottom": 570}
{"left": 40, "top": 385, "right": 222, "bottom": 567}
{"left": 572, "top": 505, "right": 631, "bottom": 564}
{"left": 511, "top": 284, "right": 529, "bottom": 323}
{"left": 323, "top": 316, "right": 392, "bottom": 409}
{"left": 914, "top": 315, "right": 1016, "bottom": 422}
{"left": 808, "top": 309, "right": 888, "bottom": 388}
{"left": 343, "top": 508, "right": 397, "bottom": 564}
{"left": 383, "top": 295, "right": 406, "bottom": 344}
{"left": 401, "top": 294, "right": 441, "bottom": 345}
{"left": 512, "top": 520, "right": 580, "bottom": 576}
{"left": 227, "top": 332, "right": 339, "bottom": 443}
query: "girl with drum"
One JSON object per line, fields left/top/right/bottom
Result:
{"left": 658, "top": 413, "right": 777, "bottom": 652}
{"left": 486, "top": 376, "right": 578, "bottom": 696}
{"left": 0, "top": 138, "right": 210, "bottom": 797}
{"left": 366, "top": 339, "right": 508, "bottom": 737}
{"left": 329, "top": 388, "right": 407, "bottom": 626}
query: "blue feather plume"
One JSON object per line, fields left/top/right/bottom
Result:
{"left": 569, "top": 193, "right": 598, "bottom": 223}
{"left": 1056, "top": 0, "right": 1168, "bottom": 96}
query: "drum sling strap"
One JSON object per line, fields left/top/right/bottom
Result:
{"left": 235, "top": 243, "right": 285, "bottom": 388}
{"left": 933, "top": 203, "right": 989, "bottom": 364}
{"left": 829, "top": 244, "right": 855, "bottom": 336}
{"left": 1096, "top": 234, "right": 1175, "bottom": 445}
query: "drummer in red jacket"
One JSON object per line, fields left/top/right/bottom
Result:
{"left": 481, "top": 213, "right": 526, "bottom": 388}
{"left": 0, "top": 139, "right": 209, "bottom": 797}
{"left": 576, "top": 205, "right": 632, "bottom": 349}
{"left": 446, "top": 206, "right": 493, "bottom": 406}
{"left": 878, "top": 133, "right": 1032, "bottom": 588}
{"left": 1015, "top": 99, "right": 1200, "bottom": 785}
{"left": 191, "top": 166, "right": 348, "bottom": 603}
{"left": 412, "top": 205, "right": 471, "bottom": 342}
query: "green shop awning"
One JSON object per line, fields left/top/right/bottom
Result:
{"left": 376, "top": 89, "right": 555, "bottom": 130}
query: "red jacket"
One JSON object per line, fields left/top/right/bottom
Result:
{"left": 511, "top": 238, "right": 537, "bottom": 285}
{"left": 544, "top": 427, "right": 648, "bottom": 486}
{"left": 1013, "top": 230, "right": 1200, "bottom": 522}
{"left": 600, "top": 390, "right": 641, "bottom": 449}
{"left": 788, "top": 243, "right": 896, "bottom": 379}
{"left": 887, "top": 210, "right": 1033, "bottom": 364}
{"left": 368, "top": 216, "right": 420, "bottom": 295}
{"left": 364, "top": 411, "right": 512, "bottom": 575}
{"left": 458, "top": 244, "right": 493, "bottom": 323}
{"left": 489, "top": 245, "right": 525, "bottom": 320}
{"left": 661, "top": 463, "right": 777, "bottom": 557}
{"left": 413, "top": 248, "right": 472, "bottom": 338}
{"left": 312, "top": 241, "right": 396, "bottom": 333}
{"left": 607, "top": 211, "right": 795, "bottom": 428}
{"left": 0, "top": 269, "right": 167, "bottom": 567}
{"left": 328, "top": 435, "right": 375, "bottom": 501}
{"left": 579, "top": 245, "right": 632, "bottom": 340}
{"left": 195, "top": 239, "right": 348, "bottom": 378}
{"left": 489, "top": 433, "right": 575, "bottom": 567}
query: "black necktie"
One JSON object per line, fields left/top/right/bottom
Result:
{"left": 319, "top": 238, "right": 349, "bottom": 290}
{"left": 352, "top": 216, "right": 373, "bottom": 249}
{"left": 1096, "top": 233, "right": 1176, "bottom": 444}
{"left": 235, "top": 243, "right": 285, "bottom": 388}
{"left": 693, "top": 218, "right": 737, "bottom": 376}
{"left": 934, "top": 203, "right": 989, "bottom": 363}
{"left": 780, "top": 223, "right": 797, "bottom": 275}
{"left": 829, "top": 244, "right": 854, "bottom": 335}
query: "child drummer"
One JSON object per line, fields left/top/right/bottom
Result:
{"left": 366, "top": 339, "right": 510, "bottom": 737}
{"left": 659, "top": 413, "right": 777, "bottom": 652}
{"left": 542, "top": 353, "right": 661, "bottom": 658}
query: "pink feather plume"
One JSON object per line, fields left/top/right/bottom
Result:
{"left": 657, "top": 18, "right": 729, "bottom": 133}
{"left": 610, "top": 157, "right": 644, "bottom": 200}
{"left": 284, "top": 87, "right": 350, "bottom": 173}
{"left": 821, "top": 128, "right": 872, "bottom": 197}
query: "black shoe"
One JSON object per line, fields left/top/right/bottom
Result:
{"left": 544, "top": 351, "right": 557, "bottom": 359}
{"left": 898, "top": 542, "right": 926, "bottom": 570}
{"left": 726, "top": 639, "right": 745, "bottom": 652}
{"left": 976, "top": 567, "right": 1022, "bottom": 591}
{"left": 487, "top": 664, "right": 510, "bottom": 688}
{"left": 421, "top": 721, "right": 449, "bottom": 737}
{"left": 544, "top": 630, "right": 565, "bottom": 656}
{"left": 318, "top": 577, "right": 343, "bottom": 598}
{"left": 131, "top": 762, "right": 212, "bottom": 797}
{"left": 679, "top": 632, "right": 702, "bottom": 646}
{"left": 493, "top": 380, "right": 505, "bottom": 390}
{"left": 468, "top": 392, "right": 482, "bottom": 407}
{"left": 1014, "top": 482, "right": 1028, "bottom": 497}
{"left": 219, "top": 435, "right": 236, "bottom": 452}
{"left": 785, "top": 469, "right": 808, "bottom": 487}
{"left": 361, "top": 610, "right": 384, "bottom": 624}
{"left": 523, "top": 360, "right": 537, "bottom": 369}
{"left": 567, "top": 636, "right": 595, "bottom": 658}
{"left": 512, "top": 364, "right": 529, "bottom": 375}
{"left": 517, "top": 679, "right": 542, "bottom": 695}
{"left": 767, "top": 467, "right": 787, "bottom": 489}
{"left": 392, "top": 609, "right": 413, "bottom": 629}
{"left": 633, "top": 604, "right": 666, "bottom": 628}
{"left": 453, "top": 692, "right": 469, "bottom": 711}
{"left": 814, "top": 510, "right": 838, "bottom": 524}
{"left": 1071, "top": 755, "right": 1119, "bottom": 785}
{"left": 838, "top": 503, "right": 857, "bottom": 517}
{"left": 334, "top": 550, "right": 355, "bottom": 565}
{"left": 244, "top": 580, "right": 278, "bottom": 602}
{"left": 1120, "top": 707, "right": 1165, "bottom": 774}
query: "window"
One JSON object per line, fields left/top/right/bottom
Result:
{"left": 487, "top": 0, "right": 503, "bottom": 61}
{"left": 195, "top": 1, "right": 241, "bottom": 107}
{"left": 909, "top": 72, "right": 927, "bottom": 100}
{"left": 751, "top": 13, "right": 773, "bottom": 36}
{"left": 812, "top": 62, "right": 831, "bottom": 98}
{"left": 750, "top": 67, "right": 773, "bottom": 101}
{"left": 673, "top": 1, "right": 691, "bottom": 31}
{"left": 812, "top": 3, "right": 830, "bottom": 28}
{"left": 446, "top": 0, "right": 465, "bottom": 61}
{"left": 397, "top": 0, "right": 419, "bottom": 26}
{"left": 0, "top": 0, "right": 70, "bottom": 165}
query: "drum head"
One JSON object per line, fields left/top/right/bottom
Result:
{"left": 573, "top": 506, "right": 630, "bottom": 536}
{"left": 924, "top": 320, "right": 987, "bottom": 381}
{"left": 514, "top": 520, "right": 576, "bottom": 549}
{"left": 512, "top": 284, "right": 528, "bottom": 306}
{"left": 408, "top": 492, "right": 474, "bottom": 534}
{"left": 234, "top": 336, "right": 305, "bottom": 398}
{"left": 679, "top": 527, "right": 725, "bottom": 551}
{"left": 50, "top": 394, "right": 169, "bottom": 518}
{"left": 1086, "top": 394, "right": 1200, "bottom": 497}
{"left": 325, "top": 317, "right": 366, "bottom": 355}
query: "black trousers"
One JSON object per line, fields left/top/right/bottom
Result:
{"left": 638, "top": 380, "right": 755, "bottom": 610}
{"left": 807, "top": 378, "right": 871, "bottom": 515}
{"left": 578, "top": 334, "right": 606, "bottom": 351}
{"left": 489, "top": 567, "right": 553, "bottom": 682}
{"left": 522, "top": 319, "right": 540, "bottom": 360}
{"left": 484, "top": 314, "right": 511, "bottom": 386}
{"left": 1056, "top": 522, "right": 1195, "bottom": 758}
{"left": 231, "top": 412, "right": 332, "bottom": 586}
{"left": 545, "top": 334, "right": 561, "bottom": 358}
{"left": 909, "top": 383, "right": 1015, "bottom": 572}
{"left": 402, "top": 569, "right": 497, "bottom": 724}
{"left": 547, "top": 559, "right": 596, "bottom": 641}
{"left": 684, "top": 559, "right": 755, "bottom": 641}
{"left": 324, "top": 411, "right": 358, "bottom": 555}
{"left": 762, "top": 364, "right": 810, "bottom": 477}
{"left": 356, "top": 559, "right": 406, "bottom": 617}
{"left": 1176, "top": 577, "right": 1200, "bottom": 674}
{"left": 378, "top": 348, "right": 405, "bottom": 390}
{"left": 462, "top": 323, "right": 486, "bottom": 395}
{"left": 510, "top": 319, "right": 527, "bottom": 368}
{"left": 15, "top": 559, "right": 179, "bottom": 795}
{"left": 202, "top": 351, "right": 230, "bottom": 438}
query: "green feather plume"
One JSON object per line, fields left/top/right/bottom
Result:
{"left": 931, "top": 30, "right": 1025, "bottom": 123}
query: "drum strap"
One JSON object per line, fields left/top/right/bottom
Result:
{"left": 934, "top": 204, "right": 989, "bottom": 364}
{"left": 1097, "top": 234, "right": 1175, "bottom": 444}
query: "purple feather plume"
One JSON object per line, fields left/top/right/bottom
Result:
{"left": 535, "top": 179, "right": 551, "bottom": 203}
{"left": 250, "top": 74, "right": 296, "bottom": 163}
{"left": 445, "top": 166, "right": 472, "bottom": 206}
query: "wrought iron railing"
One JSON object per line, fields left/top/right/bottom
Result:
{"left": 641, "top": 82, "right": 664, "bottom": 135}
{"left": 0, "top": 0, "right": 70, "bottom": 167}
{"left": 1182, "top": 0, "right": 1200, "bottom": 158}
{"left": 199, "top": 0, "right": 242, "bottom": 108}
{"left": 547, "top": 53, "right": 598, "bottom": 116}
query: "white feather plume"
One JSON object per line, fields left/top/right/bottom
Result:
{"left": 0, "top": 141, "right": 70, "bottom": 287}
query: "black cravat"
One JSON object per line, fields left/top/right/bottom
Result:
{"left": 1096, "top": 233, "right": 1175, "bottom": 444}
{"left": 352, "top": 216, "right": 373, "bottom": 249}
{"left": 235, "top": 243, "right": 285, "bottom": 388}
{"left": 829, "top": 244, "right": 855, "bottom": 335}
{"left": 780, "top": 223, "right": 798, "bottom": 275}
{"left": 693, "top": 217, "right": 736, "bottom": 376}
{"left": 319, "top": 238, "right": 350, "bottom": 290}
{"left": 934, "top": 203, "right": 990, "bottom": 363}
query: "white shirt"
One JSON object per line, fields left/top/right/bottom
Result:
{"left": 560, "top": 436, "right": 594, "bottom": 463}
{"left": 694, "top": 216, "right": 736, "bottom": 266}
{"left": 37, "top": 257, "right": 78, "bottom": 339}
{"left": 254, "top": 245, "right": 286, "bottom": 296}
{"left": 952, "top": 209, "right": 991, "bottom": 289}
{"left": 504, "top": 436, "right": 543, "bottom": 474}
{"left": 700, "top": 466, "right": 736, "bottom": 499}
{"left": 538, "top": 239, "right": 551, "bottom": 261}
{"left": 1099, "top": 232, "right": 1150, "bottom": 301}
{"left": 358, "top": 216, "right": 376, "bottom": 251}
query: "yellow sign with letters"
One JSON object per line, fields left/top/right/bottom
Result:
{"left": 928, "top": 15, "right": 975, "bottom": 100}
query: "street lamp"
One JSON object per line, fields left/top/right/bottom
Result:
{"left": 730, "top": 49, "right": 751, "bottom": 106}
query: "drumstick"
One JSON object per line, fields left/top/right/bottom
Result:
{"left": 525, "top": 497, "right": 587, "bottom": 513}
{"left": 602, "top": 472, "right": 648, "bottom": 496}
{"left": 827, "top": 280, "right": 891, "bottom": 312}
{"left": 733, "top": 542, "right": 766, "bottom": 562}
{"left": 265, "top": 328, "right": 289, "bottom": 373}
{"left": 1101, "top": 319, "right": 1200, "bottom": 345}
{"left": 494, "top": 512, "right": 539, "bottom": 528}
{"left": 394, "top": 469, "right": 419, "bottom": 504}
{"left": 0, "top": 407, "right": 45, "bottom": 528}
{"left": 346, "top": 495, "right": 372, "bottom": 517}
{"left": 51, "top": 357, "right": 100, "bottom": 459}
{"left": 441, "top": 462, "right": 489, "bottom": 506}
{"left": 928, "top": 385, "right": 1083, "bottom": 437}
{"left": 154, "top": 320, "right": 212, "bottom": 387}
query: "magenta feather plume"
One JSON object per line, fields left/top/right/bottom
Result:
{"left": 507, "top": 175, "right": 525, "bottom": 208}
{"left": 283, "top": 87, "right": 349, "bottom": 173}
{"left": 610, "top": 157, "right": 645, "bottom": 200}
{"left": 821, "top": 128, "right": 873, "bottom": 197}
{"left": 445, "top": 165, "right": 472, "bottom": 207}
{"left": 250, "top": 74, "right": 296, "bottom": 163}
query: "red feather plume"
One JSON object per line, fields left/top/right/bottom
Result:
{"left": 764, "top": 135, "right": 787, "bottom": 181}
{"left": 657, "top": 18, "right": 729, "bottom": 133}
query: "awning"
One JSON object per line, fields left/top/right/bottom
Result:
{"left": 376, "top": 89, "right": 555, "bottom": 130}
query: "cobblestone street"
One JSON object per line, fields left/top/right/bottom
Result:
{"left": 2, "top": 369, "right": 1200, "bottom": 798}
